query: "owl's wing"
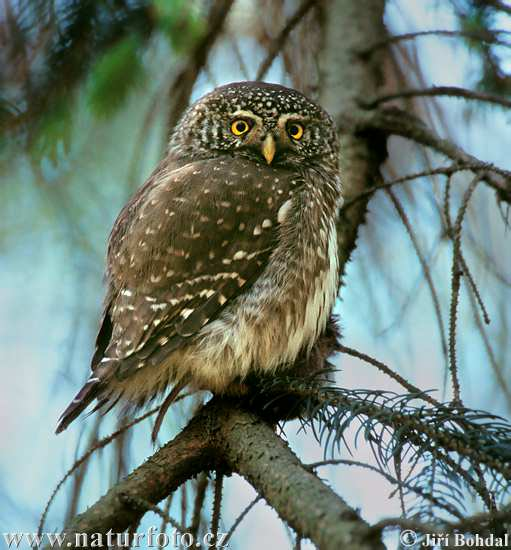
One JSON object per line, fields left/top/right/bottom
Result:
{"left": 56, "top": 157, "right": 301, "bottom": 432}
{"left": 105, "top": 157, "right": 301, "bottom": 370}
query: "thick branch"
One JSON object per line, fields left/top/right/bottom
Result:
{"left": 216, "top": 403, "right": 385, "bottom": 550}
{"left": 320, "top": 0, "right": 388, "bottom": 273}
{"left": 61, "top": 399, "right": 383, "bottom": 549}
{"left": 62, "top": 410, "right": 214, "bottom": 540}
{"left": 350, "top": 107, "right": 511, "bottom": 203}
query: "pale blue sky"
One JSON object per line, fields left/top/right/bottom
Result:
{"left": 1, "top": 1, "right": 510, "bottom": 549}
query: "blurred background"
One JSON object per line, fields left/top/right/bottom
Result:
{"left": 1, "top": 0, "right": 510, "bottom": 548}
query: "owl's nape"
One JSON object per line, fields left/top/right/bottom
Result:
{"left": 56, "top": 81, "right": 342, "bottom": 437}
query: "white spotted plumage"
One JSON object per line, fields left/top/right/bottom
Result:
{"left": 56, "top": 81, "right": 342, "bottom": 435}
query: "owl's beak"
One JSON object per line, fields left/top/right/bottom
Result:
{"left": 261, "top": 134, "right": 276, "bottom": 164}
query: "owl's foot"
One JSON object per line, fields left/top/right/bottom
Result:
{"left": 223, "top": 316, "right": 342, "bottom": 423}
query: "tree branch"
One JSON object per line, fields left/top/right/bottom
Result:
{"left": 167, "top": 0, "right": 234, "bottom": 131}
{"left": 320, "top": 0, "right": 388, "bottom": 272}
{"left": 358, "top": 29, "right": 511, "bottom": 56}
{"left": 215, "top": 403, "right": 385, "bottom": 550}
{"left": 62, "top": 408, "right": 214, "bottom": 541}
{"left": 370, "top": 505, "right": 511, "bottom": 541}
{"left": 350, "top": 107, "right": 511, "bottom": 204}
{"left": 482, "top": 0, "right": 511, "bottom": 16}
{"left": 337, "top": 344, "right": 441, "bottom": 406}
{"left": 385, "top": 188, "right": 449, "bottom": 373}
{"left": 363, "top": 85, "right": 511, "bottom": 110}
{"left": 61, "top": 399, "right": 383, "bottom": 550}
{"left": 341, "top": 162, "right": 487, "bottom": 208}
{"left": 255, "top": 0, "right": 317, "bottom": 81}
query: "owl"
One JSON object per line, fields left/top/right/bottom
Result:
{"left": 56, "top": 81, "right": 342, "bottom": 438}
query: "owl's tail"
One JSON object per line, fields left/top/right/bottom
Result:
{"left": 151, "top": 376, "right": 190, "bottom": 443}
{"left": 55, "top": 376, "right": 101, "bottom": 434}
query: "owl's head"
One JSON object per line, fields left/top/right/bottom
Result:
{"left": 170, "top": 81, "right": 338, "bottom": 169}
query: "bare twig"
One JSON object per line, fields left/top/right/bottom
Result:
{"left": 223, "top": 496, "right": 262, "bottom": 545}
{"left": 255, "top": 0, "right": 316, "bottom": 80}
{"left": 210, "top": 471, "right": 224, "bottom": 545}
{"left": 307, "top": 459, "right": 462, "bottom": 519}
{"left": 126, "top": 517, "right": 142, "bottom": 550}
{"left": 119, "top": 494, "right": 187, "bottom": 534}
{"left": 60, "top": 405, "right": 215, "bottom": 545}
{"left": 468, "top": 286, "right": 511, "bottom": 413}
{"left": 60, "top": 399, "right": 383, "bottom": 550}
{"left": 181, "top": 482, "right": 188, "bottom": 535}
{"left": 189, "top": 472, "right": 208, "bottom": 538}
{"left": 359, "top": 29, "right": 511, "bottom": 56}
{"left": 39, "top": 406, "right": 160, "bottom": 535}
{"left": 341, "top": 163, "right": 484, "bottom": 210}
{"left": 363, "top": 86, "right": 511, "bottom": 110}
{"left": 64, "top": 417, "right": 101, "bottom": 527}
{"left": 370, "top": 505, "right": 511, "bottom": 538}
{"left": 443, "top": 176, "right": 491, "bottom": 326}
{"left": 386, "top": 188, "right": 449, "bottom": 371}
{"left": 338, "top": 344, "right": 441, "bottom": 406}
{"left": 394, "top": 452, "right": 406, "bottom": 518}
{"left": 457, "top": 253, "right": 490, "bottom": 325}
{"left": 353, "top": 107, "right": 511, "bottom": 203}
{"left": 448, "top": 175, "right": 481, "bottom": 404}
{"left": 159, "top": 495, "right": 174, "bottom": 537}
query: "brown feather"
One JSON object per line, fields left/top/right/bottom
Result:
{"left": 55, "top": 378, "right": 101, "bottom": 434}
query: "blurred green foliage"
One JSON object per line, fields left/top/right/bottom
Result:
{"left": 1, "top": 0, "right": 209, "bottom": 166}
{"left": 453, "top": 0, "right": 511, "bottom": 95}
{"left": 31, "top": 99, "right": 73, "bottom": 163}
{"left": 154, "top": 0, "right": 205, "bottom": 52}
{"left": 86, "top": 34, "right": 145, "bottom": 118}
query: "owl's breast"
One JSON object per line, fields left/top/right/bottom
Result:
{"left": 168, "top": 175, "right": 341, "bottom": 393}
{"left": 274, "top": 215, "right": 339, "bottom": 364}
{"left": 207, "top": 213, "right": 339, "bottom": 377}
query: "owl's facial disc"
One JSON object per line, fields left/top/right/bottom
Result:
{"left": 227, "top": 110, "right": 308, "bottom": 165}
{"left": 171, "top": 82, "right": 339, "bottom": 170}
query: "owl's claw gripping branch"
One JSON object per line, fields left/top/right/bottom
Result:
{"left": 59, "top": 398, "right": 382, "bottom": 550}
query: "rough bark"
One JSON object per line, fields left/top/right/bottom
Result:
{"left": 320, "top": 0, "right": 388, "bottom": 273}
{"left": 216, "top": 404, "right": 385, "bottom": 550}
{"left": 61, "top": 399, "right": 384, "bottom": 550}
{"left": 62, "top": 411, "right": 214, "bottom": 539}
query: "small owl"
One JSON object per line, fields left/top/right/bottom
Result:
{"left": 56, "top": 81, "right": 342, "bottom": 437}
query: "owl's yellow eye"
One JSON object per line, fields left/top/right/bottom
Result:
{"left": 287, "top": 122, "right": 304, "bottom": 140}
{"left": 231, "top": 119, "right": 251, "bottom": 136}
